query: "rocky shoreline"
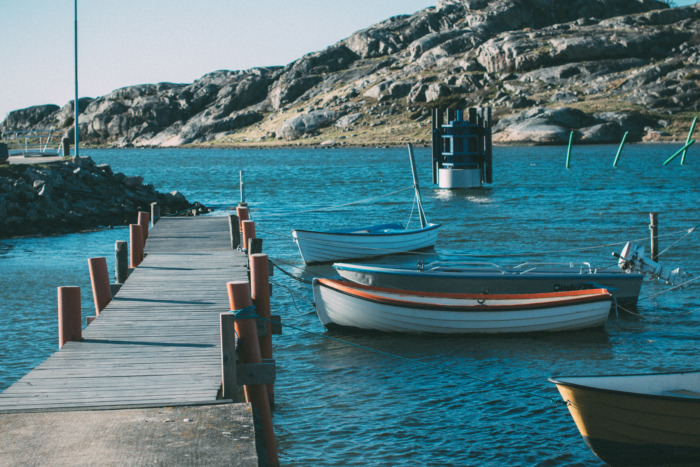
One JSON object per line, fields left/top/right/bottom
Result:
{"left": 3, "top": 0, "right": 699, "bottom": 148}
{"left": 0, "top": 156, "right": 210, "bottom": 239}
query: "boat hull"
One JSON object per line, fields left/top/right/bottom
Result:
{"left": 551, "top": 372, "right": 700, "bottom": 466}
{"left": 313, "top": 279, "right": 612, "bottom": 333}
{"left": 334, "top": 263, "right": 643, "bottom": 306}
{"left": 292, "top": 223, "right": 440, "bottom": 264}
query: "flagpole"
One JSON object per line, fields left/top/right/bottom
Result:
{"left": 74, "top": 0, "right": 79, "bottom": 157}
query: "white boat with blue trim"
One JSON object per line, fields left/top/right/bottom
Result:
{"left": 292, "top": 144, "right": 440, "bottom": 264}
{"left": 334, "top": 260, "right": 644, "bottom": 306}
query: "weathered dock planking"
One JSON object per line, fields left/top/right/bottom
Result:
{"left": 0, "top": 216, "right": 247, "bottom": 412}
{"left": 0, "top": 215, "right": 270, "bottom": 465}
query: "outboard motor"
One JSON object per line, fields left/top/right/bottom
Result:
{"left": 616, "top": 242, "right": 692, "bottom": 289}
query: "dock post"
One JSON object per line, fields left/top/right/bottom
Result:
{"left": 236, "top": 206, "right": 250, "bottom": 232}
{"left": 129, "top": 224, "right": 144, "bottom": 267}
{"left": 58, "top": 286, "right": 82, "bottom": 348}
{"left": 228, "top": 214, "right": 240, "bottom": 249}
{"left": 650, "top": 213, "right": 659, "bottom": 262}
{"left": 682, "top": 117, "right": 697, "bottom": 165}
{"left": 242, "top": 220, "right": 256, "bottom": 254}
{"left": 88, "top": 257, "right": 112, "bottom": 315}
{"left": 566, "top": 131, "right": 573, "bottom": 169}
{"left": 249, "top": 238, "right": 263, "bottom": 255}
{"left": 115, "top": 241, "right": 128, "bottom": 283}
{"left": 251, "top": 253, "right": 274, "bottom": 406}
{"left": 137, "top": 211, "right": 150, "bottom": 241}
{"left": 150, "top": 202, "right": 160, "bottom": 227}
{"left": 226, "top": 281, "right": 279, "bottom": 467}
{"left": 613, "top": 131, "right": 628, "bottom": 167}
{"left": 220, "top": 313, "right": 237, "bottom": 401}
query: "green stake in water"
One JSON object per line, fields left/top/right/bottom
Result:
{"left": 613, "top": 131, "right": 628, "bottom": 167}
{"left": 566, "top": 131, "right": 574, "bottom": 168}
{"left": 681, "top": 116, "right": 697, "bottom": 165}
{"left": 663, "top": 139, "right": 696, "bottom": 166}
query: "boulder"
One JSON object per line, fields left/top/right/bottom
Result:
{"left": 548, "top": 91, "right": 579, "bottom": 103}
{"left": 493, "top": 107, "right": 595, "bottom": 144}
{"left": 122, "top": 176, "right": 144, "bottom": 187}
{"left": 335, "top": 113, "right": 364, "bottom": 127}
{"left": 277, "top": 110, "right": 338, "bottom": 140}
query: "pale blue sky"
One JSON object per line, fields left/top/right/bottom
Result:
{"left": 0, "top": 0, "right": 697, "bottom": 120}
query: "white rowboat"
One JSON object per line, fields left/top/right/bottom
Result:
{"left": 292, "top": 143, "right": 440, "bottom": 264}
{"left": 292, "top": 223, "right": 440, "bottom": 264}
{"left": 313, "top": 278, "right": 613, "bottom": 333}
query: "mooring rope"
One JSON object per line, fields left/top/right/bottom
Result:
{"left": 230, "top": 305, "right": 566, "bottom": 407}
{"left": 251, "top": 186, "right": 414, "bottom": 218}
{"left": 254, "top": 224, "right": 698, "bottom": 259}
{"left": 269, "top": 279, "right": 316, "bottom": 315}
{"left": 268, "top": 260, "right": 313, "bottom": 284}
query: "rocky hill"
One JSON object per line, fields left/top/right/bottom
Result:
{"left": 3, "top": 0, "right": 700, "bottom": 147}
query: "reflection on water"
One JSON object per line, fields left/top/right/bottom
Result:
{"left": 1, "top": 144, "right": 699, "bottom": 466}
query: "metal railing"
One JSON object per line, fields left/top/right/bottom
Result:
{"left": 1, "top": 129, "right": 65, "bottom": 157}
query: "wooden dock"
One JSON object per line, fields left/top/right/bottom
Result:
{"left": 0, "top": 216, "right": 266, "bottom": 466}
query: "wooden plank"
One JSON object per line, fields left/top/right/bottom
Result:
{"left": 0, "top": 216, "right": 248, "bottom": 413}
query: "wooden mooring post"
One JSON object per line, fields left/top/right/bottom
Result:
{"left": 115, "top": 241, "right": 128, "bottom": 283}
{"left": 650, "top": 213, "right": 659, "bottom": 262}
{"left": 251, "top": 253, "right": 274, "bottom": 406}
{"left": 242, "top": 220, "right": 256, "bottom": 253}
{"left": 150, "top": 202, "right": 160, "bottom": 227}
{"left": 228, "top": 214, "right": 240, "bottom": 249}
{"left": 137, "top": 211, "right": 150, "bottom": 241}
{"left": 129, "top": 224, "right": 144, "bottom": 267}
{"left": 225, "top": 281, "right": 279, "bottom": 467}
{"left": 88, "top": 257, "right": 112, "bottom": 315}
{"left": 58, "top": 286, "right": 81, "bottom": 348}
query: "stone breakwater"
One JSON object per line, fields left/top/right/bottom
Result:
{"left": 0, "top": 156, "right": 210, "bottom": 238}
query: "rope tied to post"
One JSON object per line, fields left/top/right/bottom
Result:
{"left": 230, "top": 305, "right": 258, "bottom": 319}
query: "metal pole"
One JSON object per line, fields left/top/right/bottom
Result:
{"left": 681, "top": 117, "right": 697, "bottom": 165}
{"left": 565, "top": 131, "right": 573, "bottom": 169}
{"left": 612, "top": 131, "right": 628, "bottom": 167}
{"left": 407, "top": 143, "right": 427, "bottom": 229}
{"left": 74, "top": 0, "right": 79, "bottom": 157}
{"left": 240, "top": 171, "right": 245, "bottom": 205}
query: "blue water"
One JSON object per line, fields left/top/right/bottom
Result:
{"left": 1, "top": 144, "right": 699, "bottom": 466}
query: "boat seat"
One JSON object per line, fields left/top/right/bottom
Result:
{"left": 662, "top": 389, "right": 700, "bottom": 398}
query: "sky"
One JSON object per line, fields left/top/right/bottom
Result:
{"left": 0, "top": 0, "right": 697, "bottom": 121}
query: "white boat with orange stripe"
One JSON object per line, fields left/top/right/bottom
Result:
{"left": 312, "top": 278, "right": 613, "bottom": 333}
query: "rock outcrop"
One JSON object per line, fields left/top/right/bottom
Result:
{"left": 4, "top": 0, "right": 700, "bottom": 146}
{"left": 0, "top": 157, "right": 209, "bottom": 238}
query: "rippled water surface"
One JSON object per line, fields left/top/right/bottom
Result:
{"left": 1, "top": 144, "right": 699, "bottom": 466}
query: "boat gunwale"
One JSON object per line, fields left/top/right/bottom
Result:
{"left": 333, "top": 263, "right": 644, "bottom": 280}
{"left": 315, "top": 278, "right": 612, "bottom": 313}
{"left": 292, "top": 223, "right": 441, "bottom": 237}
{"left": 549, "top": 371, "right": 700, "bottom": 403}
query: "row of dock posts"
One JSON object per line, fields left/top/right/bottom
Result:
{"left": 224, "top": 203, "right": 281, "bottom": 466}
{"left": 56, "top": 202, "right": 159, "bottom": 346}
{"left": 54, "top": 200, "right": 280, "bottom": 465}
